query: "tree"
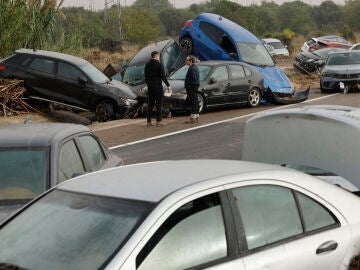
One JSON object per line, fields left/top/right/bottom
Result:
{"left": 132, "top": 0, "right": 173, "bottom": 10}
{"left": 311, "top": 1, "right": 342, "bottom": 32}
{"left": 121, "top": 8, "right": 161, "bottom": 44}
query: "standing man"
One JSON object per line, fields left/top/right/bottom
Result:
{"left": 184, "top": 55, "right": 200, "bottom": 123}
{"left": 144, "top": 50, "right": 171, "bottom": 127}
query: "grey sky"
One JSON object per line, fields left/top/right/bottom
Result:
{"left": 62, "top": 0, "right": 346, "bottom": 10}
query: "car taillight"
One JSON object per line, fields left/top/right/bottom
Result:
{"left": 185, "top": 20, "right": 191, "bottom": 27}
{"left": 0, "top": 65, "right": 6, "bottom": 71}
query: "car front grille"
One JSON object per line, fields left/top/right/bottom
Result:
{"left": 327, "top": 73, "right": 360, "bottom": 79}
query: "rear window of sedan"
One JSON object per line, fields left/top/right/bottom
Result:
{"left": 0, "top": 148, "right": 48, "bottom": 201}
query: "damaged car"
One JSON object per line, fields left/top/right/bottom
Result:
{"left": 294, "top": 47, "right": 346, "bottom": 74}
{"left": 320, "top": 50, "right": 360, "bottom": 93}
{"left": 119, "top": 39, "right": 187, "bottom": 92}
{"left": 140, "top": 60, "right": 265, "bottom": 114}
{"left": 179, "top": 13, "right": 309, "bottom": 105}
{"left": 0, "top": 49, "right": 139, "bottom": 121}
{"left": 301, "top": 36, "right": 352, "bottom": 53}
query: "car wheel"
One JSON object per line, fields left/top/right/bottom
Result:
{"left": 180, "top": 37, "right": 193, "bottom": 54}
{"left": 247, "top": 88, "right": 261, "bottom": 107}
{"left": 198, "top": 93, "right": 206, "bottom": 113}
{"left": 96, "top": 101, "right": 114, "bottom": 122}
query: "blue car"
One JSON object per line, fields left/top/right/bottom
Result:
{"left": 179, "top": 13, "right": 309, "bottom": 104}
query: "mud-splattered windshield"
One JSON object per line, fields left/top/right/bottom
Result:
{"left": 237, "top": 42, "right": 275, "bottom": 67}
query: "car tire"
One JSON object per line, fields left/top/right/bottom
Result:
{"left": 247, "top": 88, "right": 261, "bottom": 107}
{"left": 95, "top": 101, "right": 114, "bottom": 122}
{"left": 180, "top": 37, "right": 194, "bottom": 54}
{"left": 198, "top": 93, "right": 206, "bottom": 113}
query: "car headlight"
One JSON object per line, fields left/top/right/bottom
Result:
{"left": 120, "top": 97, "right": 138, "bottom": 106}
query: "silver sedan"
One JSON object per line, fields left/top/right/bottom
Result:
{"left": 0, "top": 160, "right": 359, "bottom": 269}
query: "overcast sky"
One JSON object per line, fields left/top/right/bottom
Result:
{"left": 62, "top": 0, "right": 346, "bottom": 10}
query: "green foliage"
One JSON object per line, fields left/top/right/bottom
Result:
{"left": 133, "top": 0, "right": 173, "bottom": 10}
{"left": 121, "top": 9, "right": 161, "bottom": 44}
{"left": 0, "top": 0, "right": 63, "bottom": 58}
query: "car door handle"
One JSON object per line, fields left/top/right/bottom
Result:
{"left": 248, "top": 79, "right": 252, "bottom": 83}
{"left": 316, "top": 240, "right": 338, "bottom": 255}
{"left": 227, "top": 82, "right": 231, "bottom": 86}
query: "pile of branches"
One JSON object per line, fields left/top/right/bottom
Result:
{"left": 0, "top": 79, "right": 40, "bottom": 116}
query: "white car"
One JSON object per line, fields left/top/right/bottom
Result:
{"left": 350, "top": 43, "right": 360, "bottom": 50}
{"left": 0, "top": 160, "right": 360, "bottom": 269}
{"left": 262, "top": 38, "right": 289, "bottom": 56}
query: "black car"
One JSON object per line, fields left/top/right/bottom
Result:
{"left": 119, "top": 39, "right": 187, "bottom": 92}
{"left": 0, "top": 122, "right": 122, "bottom": 222}
{"left": 0, "top": 49, "right": 139, "bottom": 121}
{"left": 294, "top": 47, "right": 346, "bottom": 74}
{"left": 140, "top": 61, "right": 265, "bottom": 113}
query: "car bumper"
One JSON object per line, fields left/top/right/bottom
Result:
{"left": 263, "top": 87, "right": 310, "bottom": 104}
{"left": 321, "top": 77, "right": 360, "bottom": 91}
{"left": 293, "top": 60, "right": 318, "bottom": 74}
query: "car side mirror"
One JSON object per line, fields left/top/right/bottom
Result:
{"left": 315, "top": 60, "right": 325, "bottom": 66}
{"left": 78, "top": 77, "right": 88, "bottom": 85}
{"left": 209, "top": 77, "right": 217, "bottom": 84}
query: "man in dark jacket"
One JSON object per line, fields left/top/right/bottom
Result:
{"left": 144, "top": 51, "right": 171, "bottom": 127}
{"left": 184, "top": 55, "right": 200, "bottom": 123}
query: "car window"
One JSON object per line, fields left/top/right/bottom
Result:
{"left": 0, "top": 148, "right": 47, "bottom": 200}
{"left": 58, "top": 139, "right": 85, "bottom": 182}
{"left": 231, "top": 185, "right": 338, "bottom": 250}
{"left": 137, "top": 193, "right": 227, "bottom": 270}
{"left": 77, "top": 135, "right": 106, "bottom": 171}
{"left": 211, "top": 66, "right": 228, "bottom": 81}
{"left": 163, "top": 43, "right": 180, "bottom": 72}
{"left": 199, "top": 21, "right": 224, "bottom": 45}
{"left": 237, "top": 42, "right": 274, "bottom": 67}
{"left": 229, "top": 65, "right": 246, "bottom": 79}
{"left": 80, "top": 62, "right": 109, "bottom": 83}
{"left": 296, "top": 192, "right": 337, "bottom": 232}
{"left": 28, "top": 57, "right": 55, "bottom": 74}
{"left": 58, "top": 62, "right": 84, "bottom": 81}
{"left": 232, "top": 185, "right": 302, "bottom": 249}
{"left": 0, "top": 190, "right": 153, "bottom": 270}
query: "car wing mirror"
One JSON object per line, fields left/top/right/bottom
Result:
{"left": 315, "top": 60, "right": 325, "bottom": 66}
{"left": 78, "top": 77, "right": 88, "bottom": 85}
{"left": 209, "top": 77, "right": 217, "bottom": 84}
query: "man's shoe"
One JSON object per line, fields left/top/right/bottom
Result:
{"left": 156, "top": 121, "right": 166, "bottom": 127}
{"left": 184, "top": 118, "right": 196, "bottom": 124}
{"left": 147, "top": 122, "right": 153, "bottom": 127}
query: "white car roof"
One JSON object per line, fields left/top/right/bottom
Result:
{"left": 262, "top": 38, "right": 281, "bottom": 43}
{"left": 57, "top": 160, "right": 316, "bottom": 203}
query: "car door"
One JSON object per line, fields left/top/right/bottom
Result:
{"left": 24, "top": 57, "right": 57, "bottom": 99}
{"left": 225, "top": 183, "right": 351, "bottom": 270}
{"left": 55, "top": 61, "right": 94, "bottom": 109}
{"left": 119, "top": 191, "right": 245, "bottom": 270}
{"left": 204, "top": 65, "right": 230, "bottom": 106}
{"left": 226, "top": 64, "right": 251, "bottom": 103}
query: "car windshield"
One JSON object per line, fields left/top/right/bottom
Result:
{"left": 122, "top": 64, "right": 145, "bottom": 86}
{"left": 326, "top": 52, "right": 360, "bottom": 65}
{"left": 81, "top": 63, "right": 109, "bottom": 83}
{"left": 0, "top": 189, "right": 153, "bottom": 269}
{"left": 0, "top": 148, "right": 47, "bottom": 202}
{"left": 237, "top": 42, "right": 275, "bottom": 67}
{"left": 169, "top": 65, "right": 211, "bottom": 81}
{"left": 268, "top": 41, "right": 284, "bottom": 49}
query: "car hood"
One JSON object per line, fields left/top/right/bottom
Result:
{"left": 168, "top": 80, "right": 187, "bottom": 92}
{"left": 254, "top": 65, "right": 292, "bottom": 93}
{"left": 323, "top": 64, "right": 360, "bottom": 74}
{"left": 105, "top": 80, "right": 138, "bottom": 99}
{"left": 297, "top": 51, "right": 321, "bottom": 61}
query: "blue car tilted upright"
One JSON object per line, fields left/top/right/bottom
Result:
{"left": 179, "top": 13, "right": 309, "bottom": 104}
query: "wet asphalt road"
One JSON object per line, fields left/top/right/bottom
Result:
{"left": 92, "top": 88, "right": 359, "bottom": 165}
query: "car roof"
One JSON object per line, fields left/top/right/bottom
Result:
{"left": 0, "top": 123, "right": 91, "bottom": 148}
{"left": 327, "top": 50, "right": 360, "bottom": 56}
{"left": 196, "top": 13, "right": 260, "bottom": 44}
{"left": 57, "top": 159, "right": 318, "bottom": 203}
{"left": 262, "top": 38, "right": 281, "bottom": 43}
{"left": 127, "top": 39, "right": 175, "bottom": 66}
{"left": 14, "top": 48, "right": 89, "bottom": 66}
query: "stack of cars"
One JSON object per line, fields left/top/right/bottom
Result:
{"left": 178, "top": 13, "right": 309, "bottom": 105}
{"left": 293, "top": 47, "right": 346, "bottom": 74}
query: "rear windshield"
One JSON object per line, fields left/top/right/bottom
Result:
{"left": 0, "top": 148, "right": 48, "bottom": 202}
{"left": 0, "top": 189, "right": 154, "bottom": 269}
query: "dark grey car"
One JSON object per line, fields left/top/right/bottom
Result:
{"left": 0, "top": 123, "right": 122, "bottom": 222}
